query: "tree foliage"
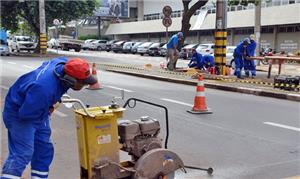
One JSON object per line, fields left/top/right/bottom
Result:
{"left": 0, "top": 0, "right": 97, "bottom": 36}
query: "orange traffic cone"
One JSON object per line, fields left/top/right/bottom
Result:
{"left": 187, "top": 73, "right": 212, "bottom": 114}
{"left": 87, "top": 63, "right": 102, "bottom": 90}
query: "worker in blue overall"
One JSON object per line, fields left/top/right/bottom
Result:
{"left": 1, "top": 57, "right": 97, "bottom": 179}
{"left": 202, "top": 54, "right": 215, "bottom": 69}
{"left": 233, "top": 39, "right": 250, "bottom": 78}
{"left": 166, "top": 32, "right": 184, "bottom": 70}
{"left": 188, "top": 49, "right": 203, "bottom": 69}
{"left": 244, "top": 35, "right": 257, "bottom": 78}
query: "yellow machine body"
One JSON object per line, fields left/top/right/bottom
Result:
{"left": 74, "top": 106, "right": 125, "bottom": 177}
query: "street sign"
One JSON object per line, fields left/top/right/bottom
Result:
{"left": 53, "top": 19, "right": 60, "bottom": 25}
{"left": 162, "top": 17, "right": 172, "bottom": 27}
{"left": 162, "top": 5, "right": 172, "bottom": 17}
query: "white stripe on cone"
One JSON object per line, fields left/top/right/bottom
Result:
{"left": 197, "top": 81, "right": 204, "bottom": 86}
{"left": 196, "top": 92, "right": 206, "bottom": 97}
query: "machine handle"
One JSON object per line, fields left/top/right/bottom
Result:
{"left": 123, "top": 98, "right": 169, "bottom": 149}
{"left": 61, "top": 97, "right": 95, "bottom": 118}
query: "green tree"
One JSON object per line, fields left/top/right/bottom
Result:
{"left": 0, "top": 0, "right": 97, "bottom": 51}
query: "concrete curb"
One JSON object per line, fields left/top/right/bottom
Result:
{"left": 106, "top": 69, "right": 300, "bottom": 102}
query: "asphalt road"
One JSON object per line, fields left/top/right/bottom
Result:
{"left": 0, "top": 55, "right": 299, "bottom": 179}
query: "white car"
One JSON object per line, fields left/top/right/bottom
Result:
{"left": 196, "top": 43, "right": 214, "bottom": 55}
{"left": 226, "top": 46, "right": 236, "bottom": 66}
{"left": 47, "top": 38, "right": 60, "bottom": 49}
{"left": 82, "top": 39, "right": 97, "bottom": 50}
{"left": 137, "top": 42, "right": 153, "bottom": 56}
{"left": 10, "top": 36, "right": 37, "bottom": 52}
{"left": 90, "top": 40, "right": 107, "bottom": 51}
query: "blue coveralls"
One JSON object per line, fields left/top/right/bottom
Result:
{"left": 1, "top": 57, "right": 69, "bottom": 179}
{"left": 233, "top": 43, "right": 248, "bottom": 78}
{"left": 202, "top": 55, "right": 215, "bottom": 69}
{"left": 166, "top": 34, "right": 179, "bottom": 50}
{"left": 188, "top": 52, "right": 203, "bottom": 69}
{"left": 166, "top": 34, "right": 180, "bottom": 70}
{"left": 244, "top": 40, "right": 257, "bottom": 77}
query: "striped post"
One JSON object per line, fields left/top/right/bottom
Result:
{"left": 214, "top": 30, "right": 227, "bottom": 75}
{"left": 39, "top": 33, "right": 47, "bottom": 54}
{"left": 187, "top": 74, "right": 212, "bottom": 114}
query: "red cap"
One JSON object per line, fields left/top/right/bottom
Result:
{"left": 64, "top": 58, "right": 97, "bottom": 85}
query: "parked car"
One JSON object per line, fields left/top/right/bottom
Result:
{"left": 159, "top": 44, "right": 167, "bottom": 57}
{"left": 106, "top": 40, "right": 119, "bottom": 52}
{"left": 112, "top": 41, "right": 126, "bottom": 53}
{"left": 90, "top": 40, "right": 107, "bottom": 51}
{"left": 196, "top": 43, "right": 214, "bottom": 55}
{"left": 47, "top": 38, "right": 60, "bottom": 49}
{"left": 131, "top": 42, "right": 143, "bottom": 54}
{"left": 122, "top": 42, "right": 135, "bottom": 53}
{"left": 10, "top": 36, "right": 37, "bottom": 52}
{"left": 226, "top": 46, "right": 236, "bottom": 66}
{"left": 82, "top": 39, "right": 97, "bottom": 50}
{"left": 137, "top": 42, "right": 153, "bottom": 56}
{"left": 0, "top": 40, "right": 9, "bottom": 56}
{"left": 148, "top": 43, "right": 165, "bottom": 56}
{"left": 179, "top": 44, "right": 199, "bottom": 59}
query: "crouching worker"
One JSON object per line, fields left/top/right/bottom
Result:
{"left": 1, "top": 57, "right": 97, "bottom": 179}
{"left": 188, "top": 49, "right": 203, "bottom": 69}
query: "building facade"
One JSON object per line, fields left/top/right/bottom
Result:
{"left": 79, "top": 0, "right": 300, "bottom": 53}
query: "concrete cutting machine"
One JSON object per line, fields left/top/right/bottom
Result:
{"left": 62, "top": 95, "right": 185, "bottom": 179}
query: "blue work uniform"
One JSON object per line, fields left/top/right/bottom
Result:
{"left": 202, "top": 55, "right": 215, "bottom": 68}
{"left": 244, "top": 40, "right": 257, "bottom": 77}
{"left": 166, "top": 34, "right": 179, "bottom": 49}
{"left": 1, "top": 57, "right": 69, "bottom": 179}
{"left": 233, "top": 42, "right": 248, "bottom": 78}
{"left": 188, "top": 52, "right": 203, "bottom": 69}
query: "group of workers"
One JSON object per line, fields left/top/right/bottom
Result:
{"left": 166, "top": 31, "right": 257, "bottom": 79}
{"left": 0, "top": 31, "right": 258, "bottom": 178}
{"left": 233, "top": 34, "right": 257, "bottom": 79}
{"left": 188, "top": 49, "right": 215, "bottom": 71}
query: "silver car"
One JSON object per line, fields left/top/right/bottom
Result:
{"left": 0, "top": 44, "right": 10, "bottom": 56}
{"left": 137, "top": 42, "right": 153, "bottom": 56}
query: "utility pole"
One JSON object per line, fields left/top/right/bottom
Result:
{"left": 214, "top": 0, "right": 227, "bottom": 75}
{"left": 98, "top": 16, "right": 101, "bottom": 39}
{"left": 254, "top": 1, "right": 261, "bottom": 59}
{"left": 39, "top": 0, "right": 47, "bottom": 54}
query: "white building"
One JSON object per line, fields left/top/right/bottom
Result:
{"left": 79, "top": 0, "right": 300, "bottom": 53}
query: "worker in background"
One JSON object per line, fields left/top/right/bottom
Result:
{"left": 1, "top": 58, "right": 97, "bottom": 179}
{"left": 188, "top": 49, "right": 203, "bottom": 69}
{"left": 166, "top": 32, "right": 184, "bottom": 71}
{"left": 244, "top": 34, "right": 257, "bottom": 78}
{"left": 233, "top": 38, "right": 250, "bottom": 79}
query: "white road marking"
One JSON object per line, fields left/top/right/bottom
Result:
{"left": 53, "top": 110, "right": 67, "bottom": 117}
{"left": 264, "top": 122, "right": 300, "bottom": 132}
{"left": 7, "top": 62, "right": 16, "bottom": 65}
{"left": 23, "top": 65, "right": 34, "bottom": 69}
{"left": 0, "top": 85, "right": 9, "bottom": 90}
{"left": 104, "top": 85, "right": 134, "bottom": 93}
{"left": 161, "top": 98, "right": 193, "bottom": 107}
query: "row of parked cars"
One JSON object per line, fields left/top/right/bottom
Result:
{"left": 81, "top": 39, "right": 236, "bottom": 66}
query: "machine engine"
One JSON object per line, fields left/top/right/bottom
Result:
{"left": 118, "top": 116, "right": 162, "bottom": 160}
